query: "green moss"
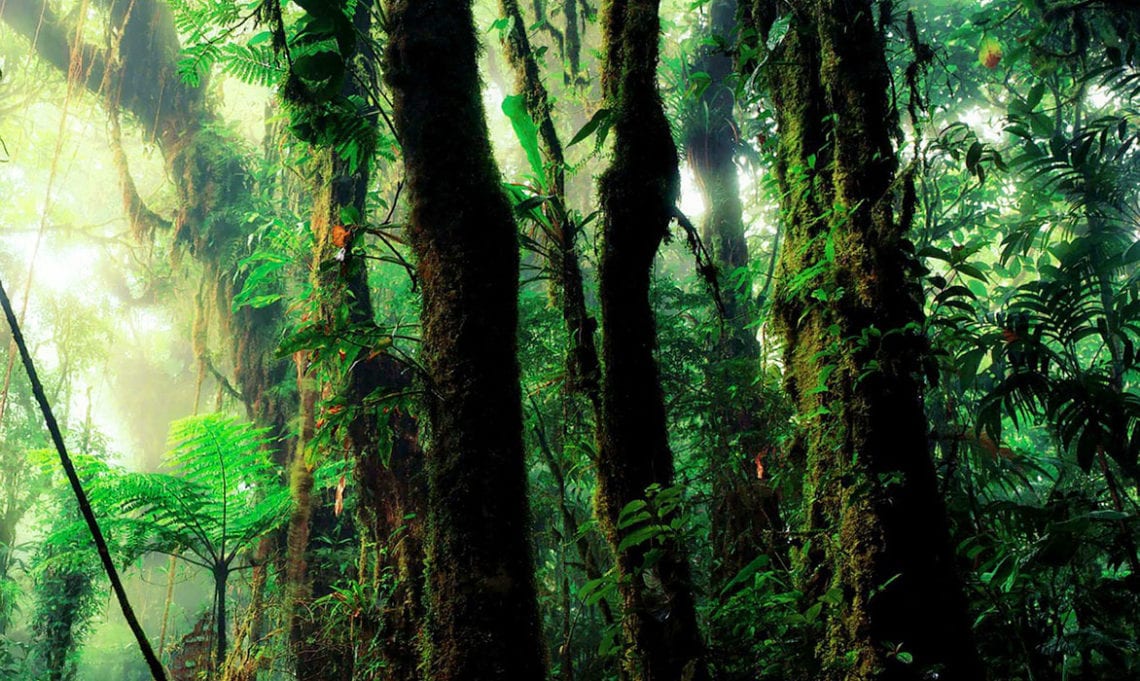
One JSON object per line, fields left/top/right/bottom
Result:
{"left": 383, "top": 0, "right": 548, "bottom": 678}
{"left": 766, "top": 2, "right": 982, "bottom": 679}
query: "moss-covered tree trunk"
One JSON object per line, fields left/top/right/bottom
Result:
{"left": 309, "top": 158, "right": 427, "bottom": 680}
{"left": 595, "top": 1, "right": 709, "bottom": 680}
{"left": 498, "top": 0, "right": 616, "bottom": 650}
{"left": 281, "top": 4, "right": 425, "bottom": 680}
{"left": 755, "top": 1, "right": 982, "bottom": 679}
{"left": 382, "top": 1, "right": 547, "bottom": 679}
{"left": 293, "top": 98, "right": 426, "bottom": 681}
{"left": 499, "top": 0, "right": 602, "bottom": 412}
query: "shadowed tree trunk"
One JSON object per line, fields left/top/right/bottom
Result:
{"left": 682, "top": 4, "right": 783, "bottom": 678}
{"left": 748, "top": 1, "right": 983, "bottom": 679}
{"left": 382, "top": 0, "right": 547, "bottom": 679}
{"left": 308, "top": 154, "right": 427, "bottom": 681}
{"left": 594, "top": 1, "right": 710, "bottom": 680}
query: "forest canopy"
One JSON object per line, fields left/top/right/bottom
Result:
{"left": 0, "top": 0, "right": 1138, "bottom": 680}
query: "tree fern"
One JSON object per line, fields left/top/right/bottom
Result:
{"left": 76, "top": 414, "right": 289, "bottom": 670}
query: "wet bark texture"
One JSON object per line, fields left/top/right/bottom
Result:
{"left": 755, "top": 1, "right": 982, "bottom": 679}
{"left": 595, "top": 1, "right": 709, "bottom": 679}
{"left": 383, "top": 0, "right": 547, "bottom": 679}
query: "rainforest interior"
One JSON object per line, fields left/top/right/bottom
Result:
{"left": 0, "top": 0, "right": 1139, "bottom": 680}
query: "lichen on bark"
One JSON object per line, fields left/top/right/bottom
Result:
{"left": 755, "top": 1, "right": 983, "bottom": 679}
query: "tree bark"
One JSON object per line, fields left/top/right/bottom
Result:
{"left": 594, "top": 1, "right": 709, "bottom": 679}
{"left": 681, "top": 0, "right": 783, "bottom": 601}
{"left": 214, "top": 566, "right": 228, "bottom": 673}
{"left": 754, "top": 1, "right": 983, "bottom": 679}
{"left": 499, "top": 0, "right": 603, "bottom": 412}
{"left": 295, "top": 27, "right": 427, "bottom": 676}
{"left": 382, "top": 1, "right": 547, "bottom": 679}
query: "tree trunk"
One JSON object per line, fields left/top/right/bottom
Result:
{"left": 284, "top": 359, "right": 322, "bottom": 677}
{"left": 214, "top": 565, "right": 228, "bottom": 674}
{"left": 683, "top": 0, "right": 755, "bottom": 360}
{"left": 295, "top": 6, "right": 428, "bottom": 669}
{"left": 382, "top": 1, "right": 547, "bottom": 679}
{"left": 499, "top": 0, "right": 603, "bottom": 413}
{"left": 754, "top": 1, "right": 983, "bottom": 679}
{"left": 681, "top": 0, "right": 783, "bottom": 599}
{"left": 496, "top": 0, "right": 617, "bottom": 641}
{"left": 594, "top": 1, "right": 709, "bottom": 680}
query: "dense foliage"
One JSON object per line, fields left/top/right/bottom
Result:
{"left": 0, "top": 0, "right": 1137, "bottom": 680}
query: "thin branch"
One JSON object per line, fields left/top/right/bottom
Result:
{"left": 0, "top": 274, "right": 168, "bottom": 681}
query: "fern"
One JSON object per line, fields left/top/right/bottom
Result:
{"left": 168, "top": 0, "right": 283, "bottom": 88}
{"left": 219, "top": 43, "right": 286, "bottom": 87}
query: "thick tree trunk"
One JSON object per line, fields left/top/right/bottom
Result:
{"left": 349, "top": 354, "right": 425, "bottom": 681}
{"left": 382, "top": 1, "right": 547, "bottom": 679}
{"left": 594, "top": 2, "right": 709, "bottom": 680}
{"left": 755, "top": 2, "right": 982, "bottom": 679}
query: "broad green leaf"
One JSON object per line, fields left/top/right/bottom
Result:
{"left": 618, "top": 525, "right": 661, "bottom": 552}
{"left": 502, "top": 94, "right": 545, "bottom": 187}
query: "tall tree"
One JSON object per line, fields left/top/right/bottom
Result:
{"left": 499, "top": 0, "right": 603, "bottom": 415}
{"left": 495, "top": 4, "right": 618, "bottom": 674}
{"left": 282, "top": 3, "right": 427, "bottom": 676}
{"left": 749, "top": 1, "right": 983, "bottom": 679}
{"left": 681, "top": 0, "right": 783, "bottom": 599}
{"left": 594, "top": 0, "right": 710, "bottom": 679}
{"left": 382, "top": 1, "right": 547, "bottom": 679}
